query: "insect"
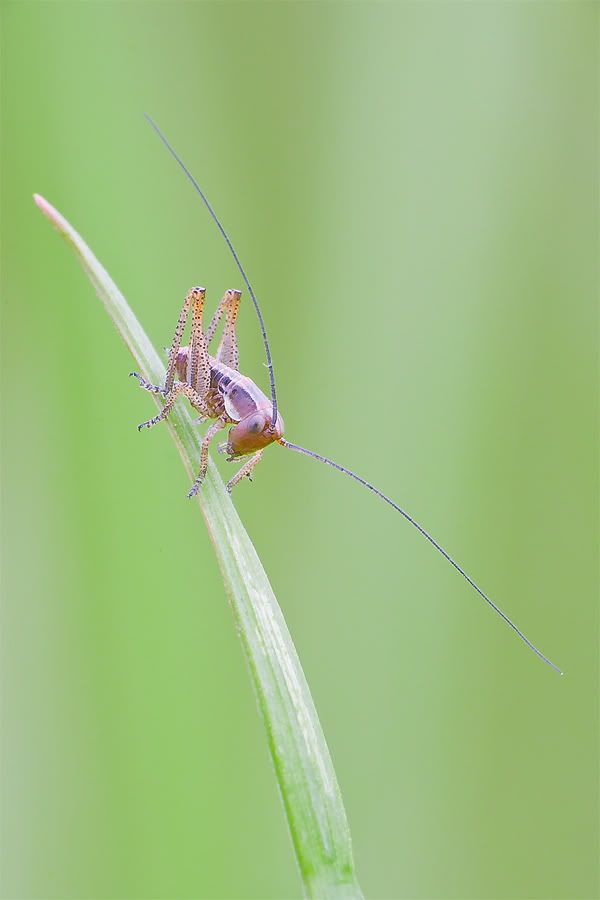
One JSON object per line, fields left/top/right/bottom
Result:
{"left": 132, "top": 114, "right": 562, "bottom": 676}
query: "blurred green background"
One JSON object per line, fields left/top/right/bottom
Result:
{"left": 1, "top": 2, "right": 597, "bottom": 898}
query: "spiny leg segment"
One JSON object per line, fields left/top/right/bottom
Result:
{"left": 189, "top": 286, "right": 211, "bottom": 395}
{"left": 164, "top": 287, "right": 199, "bottom": 393}
{"left": 206, "top": 289, "right": 241, "bottom": 370}
{"left": 226, "top": 450, "right": 264, "bottom": 493}
{"left": 130, "top": 373, "right": 164, "bottom": 395}
{"left": 130, "top": 286, "right": 207, "bottom": 397}
{"left": 135, "top": 381, "right": 210, "bottom": 431}
{"left": 188, "top": 417, "right": 229, "bottom": 498}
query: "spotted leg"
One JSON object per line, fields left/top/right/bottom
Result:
{"left": 129, "top": 372, "right": 165, "bottom": 394}
{"left": 188, "top": 285, "right": 211, "bottom": 397}
{"left": 129, "top": 287, "right": 206, "bottom": 396}
{"left": 226, "top": 451, "right": 264, "bottom": 493}
{"left": 205, "top": 289, "right": 242, "bottom": 370}
{"left": 137, "top": 382, "right": 210, "bottom": 431}
{"left": 215, "top": 290, "right": 241, "bottom": 370}
{"left": 165, "top": 287, "right": 206, "bottom": 393}
{"left": 188, "top": 417, "right": 229, "bottom": 498}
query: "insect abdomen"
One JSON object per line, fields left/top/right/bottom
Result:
{"left": 211, "top": 360, "right": 269, "bottom": 422}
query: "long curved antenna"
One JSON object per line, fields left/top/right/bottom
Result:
{"left": 280, "top": 439, "right": 563, "bottom": 675}
{"left": 144, "top": 113, "right": 279, "bottom": 426}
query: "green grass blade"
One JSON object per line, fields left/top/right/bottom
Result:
{"left": 34, "top": 194, "right": 364, "bottom": 900}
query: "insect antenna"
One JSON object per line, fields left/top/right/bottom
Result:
{"left": 279, "top": 439, "right": 563, "bottom": 675}
{"left": 144, "top": 113, "right": 279, "bottom": 426}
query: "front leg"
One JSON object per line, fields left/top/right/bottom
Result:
{"left": 226, "top": 451, "right": 264, "bottom": 493}
{"left": 130, "top": 371, "right": 166, "bottom": 395}
{"left": 137, "top": 381, "right": 210, "bottom": 431}
{"left": 188, "top": 417, "right": 229, "bottom": 498}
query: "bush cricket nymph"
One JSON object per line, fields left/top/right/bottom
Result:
{"left": 131, "top": 114, "right": 562, "bottom": 676}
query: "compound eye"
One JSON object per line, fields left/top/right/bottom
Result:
{"left": 248, "top": 415, "right": 266, "bottom": 434}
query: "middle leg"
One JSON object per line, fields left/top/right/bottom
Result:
{"left": 188, "top": 417, "right": 229, "bottom": 498}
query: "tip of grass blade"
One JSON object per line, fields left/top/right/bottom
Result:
{"left": 34, "top": 193, "right": 60, "bottom": 224}
{"left": 34, "top": 192, "right": 364, "bottom": 899}
{"left": 34, "top": 194, "right": 76, "bottom": 247}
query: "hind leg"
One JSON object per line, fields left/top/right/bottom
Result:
{"left": 131, "top": 287, "right": 207, "bottom": 396}
{"left": 215, "top": 290, "right": 241, "bottom": 370}
{"left": 164, "top": 286, "right": 207, "bottom": 393}
{"left": 205, "top": 289, "right": 242, "bottom": 370}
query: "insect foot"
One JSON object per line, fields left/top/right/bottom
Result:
{"left": 137, "top": 411, "right": 166, "bottom": 431}
{"left": 187, "top": 478, "right": 203, "bottom": 499}
{"left": 129, "top": 371, "right": 166, "bottom": 395}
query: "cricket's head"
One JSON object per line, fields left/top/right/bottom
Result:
{"left": 223, "top": 406, "right": 285, "bottom": 458}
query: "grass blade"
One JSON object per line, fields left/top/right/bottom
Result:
{"left": 34, "top": 194, "right": 364, "bottom": 900}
